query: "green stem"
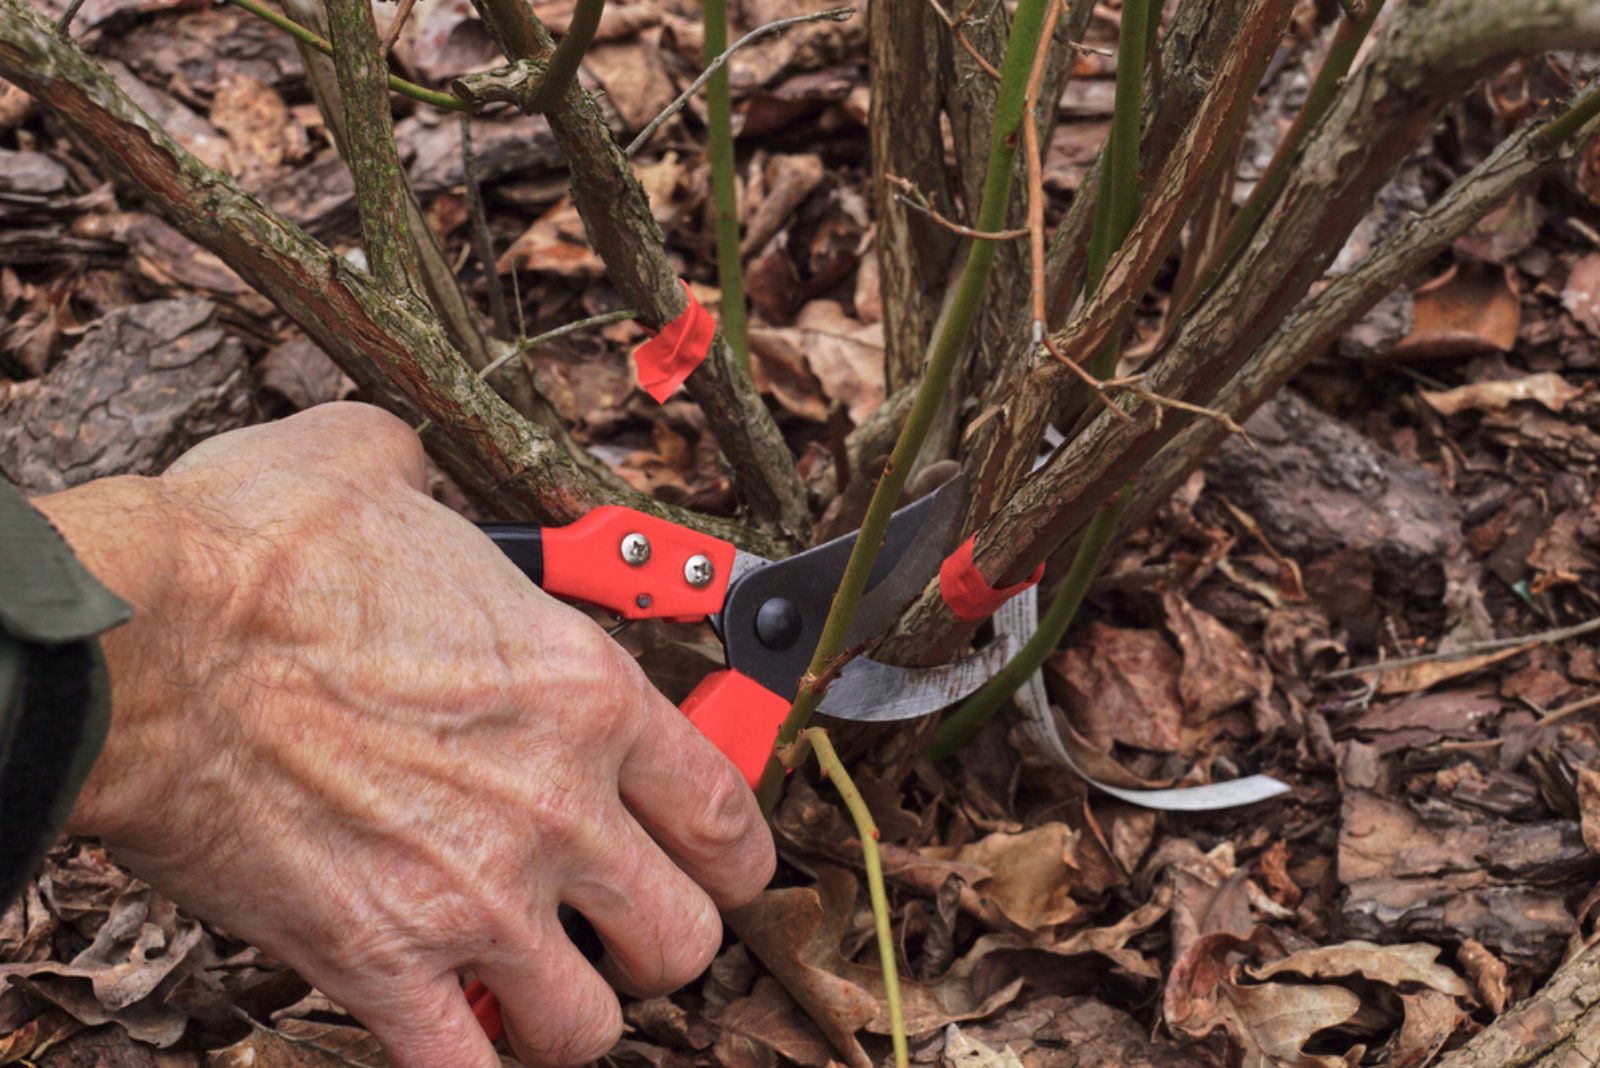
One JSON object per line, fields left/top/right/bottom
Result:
{"left": 800, "top": 728, "right": 906, "bottom": 1068}
{"left": 753, "top": 0, "right": 1051, "bottom": 814}
{"left": 223, "top": 0, "right": 467, "bottom": 110}
{"left": 932, "top": 0, "right": 1153, "bottom": 758}
{"left": 530, "top": 0, "right": 603, "bottom": 112}
{"left": 1535, "top": 81, "right": 1600, "bottom": 150}
{"left": 931, "top": 488, "right": 1128, "bottom": 758}
{"left": 1206, "top": 0, "right": 1383, "bottom": 283}
{"left": 1086, "top": 0, "right": 1153, "bottom": 378}
{"left": 704, "top": 0, "right": 750, "bottom": 372}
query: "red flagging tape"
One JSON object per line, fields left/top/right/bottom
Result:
{"left": 939, "top": 535, "right": 1045, "bottom": 622}
{"left": 633, "top": 280, "right": 715, "bottom": 403}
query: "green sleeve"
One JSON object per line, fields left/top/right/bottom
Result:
{"left": 0, "top": 478, "right": 131, "bottom": 906}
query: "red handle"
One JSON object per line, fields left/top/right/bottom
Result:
{"left": 542, "top": 507, "right": 736, "bottom": 622}
{"left": 465, "top": 669, "right": 789, "bottom": 1044}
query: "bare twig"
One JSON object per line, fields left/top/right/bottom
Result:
{"left": 703, "top": 0, "right": 749, "bottom": 372}
{"left": 54, "top": 0, "right": 87, "bottom": 33}
{"left": 460, "top": 114, "right": 512, "bottom": 336}
{"left": 378, "top": 0, "right": 418, "bottom": 53}
{"left": 530, "top": 0, "right": 603, "bottom": 112}
{"left": 221, "top": 0, "right": 467, "bottom": 110}
{"left": 1024, "top": 0, "right": 1064, "bottom": 336}
{"left": 413, "top": 309, "right": 638, "bottom": 434}
{"left": 624, "top": 6, "right": 855, "bottom": 157}
{"left": 886, "top": 174, "right": 1028, "bottom": 240}
{"left": 1320, "top": 617, "right": 1600, "bottom": 682}
{"left": 922, "top": 0, "right": 1001, "bottom": 80}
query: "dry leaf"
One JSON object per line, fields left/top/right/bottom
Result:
{"left": 1456, "top": 939, "right": 1510, "bottom": 1014}
{"left": 208, "top": 1021, "right": 383, "bottom": 1067}
{"left": 210, "top": 74, "right": 294, "bottom": 184}
{"left": 1048, "top": 623, "right": 1184, "bottom": 754}
{"left": 1421, "top": 372, "right": 1586, "bottom": 417}
{"left": 497, "top": 196, "right": 605, "bottom": 277}
{"left": 923, "top": 824, "right": 1094, "bottom": 931}
{"left": 1388, "top": 989, "right": 1461, "bottom": 1068}
{"left": 1162, "top": 592, "right": 1271, "bottom": 723}
{"left": 1563, "top": 252, "right": 1600, "bottom": 335}
{"left": 1392, "top": 264, "right": 1520, "bottom": 359}
{"left": 1165, "top": 929, "right": 1361, "bottom": 1068}
{"left": 1248, "top": 941, "right": 1470, "bottom": 998}
{"left": 942, "top": 1024, "right": 1025, "bottom": 1068}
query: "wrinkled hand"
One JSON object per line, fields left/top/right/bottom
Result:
{"left": 37, "top": 403, "right": 775, "bottom": 1068}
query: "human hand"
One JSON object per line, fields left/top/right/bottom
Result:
{"left": 35, "top": 402, "right": 775, "bottom": 1067}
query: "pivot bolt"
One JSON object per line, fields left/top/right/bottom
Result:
{"left": 620, "top": 533, "right": 651, "bottom": 566}
{"left": 684, "top": 554, "right": 715, "bottom": 588}
{"left": 754, "top": 597, "right": 802, "bottom": 650}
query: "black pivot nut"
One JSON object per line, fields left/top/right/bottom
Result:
{"left": 754, "top": 597, "right": 803, "bottom": 650}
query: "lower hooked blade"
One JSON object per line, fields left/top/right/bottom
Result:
{"left": 816, "top": 635, "right": 1020, "bottom": 723}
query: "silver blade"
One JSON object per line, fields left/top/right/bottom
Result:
{"left": 816, "top": 634, "right": 1020, "bottom": 723}
{"left": 841, "top": 474, "right": 967, "bottom": 648}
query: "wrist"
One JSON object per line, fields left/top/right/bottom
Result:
{"left": 31, "top": 476, "right": 198, "bottom": 843}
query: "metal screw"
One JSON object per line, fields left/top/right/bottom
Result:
{"left": 636, "top": 593, "right": 652, "bottom": 610}
{"left": 683, "top": 553, "right": 714, "bottom": 588}
{"left": 620, "top": 533, "right": 651, "bottom": 566}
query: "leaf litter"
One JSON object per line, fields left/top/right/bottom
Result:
{"left": 4, "top": 3, "right": 1600, "bottom": 1067}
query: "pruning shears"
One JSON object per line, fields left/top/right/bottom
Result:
{"left": 463, "top": 475, "right": 1017, "bottom": 1041}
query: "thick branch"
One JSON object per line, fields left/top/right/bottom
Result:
{"left": 895, "top": 0, "right": 1600, "bottom": 653}
{"left": 915, "top": 0, "right": 1289, "bottom": 649}
{"left": 469, "top": 0, "right": 812, "bottom": 546}
{"left": 1125, "top": 85, "right": 1600, "bottom": 534}
{"left": 0, "top": 0, "right": 771, "bottom": 553}
{"left": 322, "top": 0, "right": 424, "bottom": 296}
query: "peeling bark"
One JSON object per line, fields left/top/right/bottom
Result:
{"left": 0, "top": 0, "right": 772, "bottom": 553}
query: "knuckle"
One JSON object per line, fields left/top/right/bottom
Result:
{"left": 683, "top": 767, "right": 765, "bottom": 869}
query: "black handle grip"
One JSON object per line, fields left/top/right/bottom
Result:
{"left": 481, "top": 524, "right": 545, "bottom": 587}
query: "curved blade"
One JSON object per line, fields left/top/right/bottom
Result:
{"left": 719, "top": 475, "right": 968, "bottom": 699}
{"left": 842, "top": 474, "right": 967, "bottom": 648}
{"left": 817, "top": 634, "right": 1019, "bottom": 723}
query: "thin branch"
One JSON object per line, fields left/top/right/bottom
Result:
{"left": 886, "top": 175, "right": 1028, "bottom": 240}
{"left": 1194, "top": 0, "right": 1386, "bottom": 301}
{"left": 0, "top": 0, "right": 774, "bottom": 552}
{"left": 324, "top": 0, "right": 425, "bottom": 296}
{"left": 222, "top": 0, "right": 467, "bottom": 110}
{"left": 378, "top": 0, "right": 419, "bottom": 54}
{"left": 753, "top": 0, "right": 1053, "bottom": 811}
{"left": 1321, "top": 617, "right": 1600, "bottom": 682}
{"left": 624, "top": 7, "right": 854, "bottom": 157}
{"left": 54, "top": 0, "right": 87, "bottom": 33}
{"left": 922, "top": 0, "right": 1001, "bottom": 80}
{"left": 413, "top": 309, "right": 638, "bottom": 434}
{"left": 460, "top": 114, "right": 512, "bottom": 336}
{"left": 703, "top": 0, "right": 750, "bottom": 372}
{"left": 530, "top": 0, "right": 603, "bottom": 112}
{"left": 474, "top": 0, "right": 812, "bottom": 543}
{"left": 1024, "top": 0, "right": 1064, "bottom": 335}
{"left": 795, "top": 729, "right": 907, "bottom": 1068}
{"left": 932, "top": 0, "right": 1154, "bottom": 758}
